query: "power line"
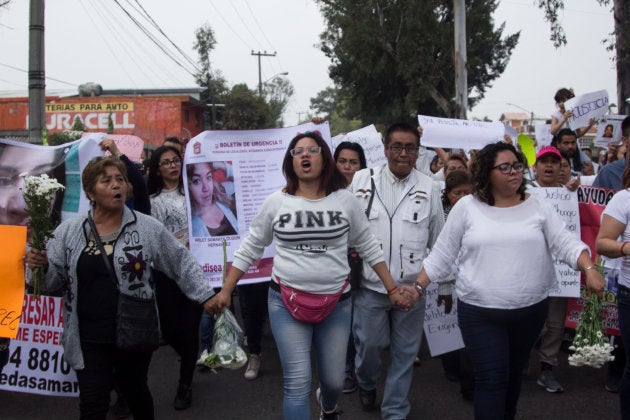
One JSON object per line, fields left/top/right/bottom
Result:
{"left": 207, "top": 0, "right": 254, "bottom": 50}
{"left": 228, "top": 1, "right": 265, "bottom": 52}
{"left": 243, "top": 0, "right": 277, "bottom": 53}
{"left": 0, "top": 62, "right": 76, "bottom": 86}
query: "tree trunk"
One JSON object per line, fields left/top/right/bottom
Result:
{"left": 615, "top": 0, "right": 630, "bottom": 115}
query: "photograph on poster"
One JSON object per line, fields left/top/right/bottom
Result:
{"left": 186, "top": 161, "right": 238, "bottom": 238}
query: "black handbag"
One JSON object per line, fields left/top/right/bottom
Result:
{"left": 87, "top": 214, "right": 160, "bottom": 353}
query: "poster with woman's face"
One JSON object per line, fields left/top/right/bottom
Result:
{"left": 0, "top": 141, "right": 68, "bottom": 227}
{"left": 186, "top": 160, "right": 238, "bottom": 238}
{"left": 595, "top": 116, "right": 625, "bottom": 148}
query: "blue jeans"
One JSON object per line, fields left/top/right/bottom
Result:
{"left": 353, "top": 287, "right": 426, "bottom": 420}
{"left": 458, "top": 298, "right": 548, "bottom": 420}
{"left": 268, "top": 287, "right": 351, "bottom": 420}
{"left": 617, "top": 284, "right": 630, "bottom": 419}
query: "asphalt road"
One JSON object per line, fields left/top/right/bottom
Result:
{"left": 0, "top": 321, "right": 621, "bottom": 419}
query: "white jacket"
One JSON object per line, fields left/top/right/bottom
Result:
{"left": 350, "top": 165, "right": 444, "bottom": 293}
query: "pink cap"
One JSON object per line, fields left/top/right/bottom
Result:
{"left": 536, "top": 145, "right": 562, "bottom": 160}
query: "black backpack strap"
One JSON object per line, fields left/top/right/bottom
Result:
{"left": 365, "top": 168, "right": 375, "bottom": 218}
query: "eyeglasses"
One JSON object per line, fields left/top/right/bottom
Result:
{"left": 290, "top": 146, "right": 321, "bottom": 157}
{"left": 387, "top": 145, "right": 420, "bottom": 155}
{"left": 493, "top": 162, "right": 525, "bottom": 174}
{"left": 159, "top": 157, "right": 181, "bottom": 168}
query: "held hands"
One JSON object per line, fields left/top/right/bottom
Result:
{"left": 389, "top": 285, "right": 420, "bottom": 310}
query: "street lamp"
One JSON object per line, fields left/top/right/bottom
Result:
{"left": 506, "top": 102, "right": 534, "bottom": 133}
{"left": 260, "top": 71, "right": 289, "bottom": 95}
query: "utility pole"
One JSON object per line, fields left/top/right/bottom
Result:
{"left": 29, "top": 0, "right": 46, "bottom": 145}
{"left": 251, "top": 51, "right": 276, "bottom": 96}
{"left": 453, "top": 0, "right": 467, "bottom": 120}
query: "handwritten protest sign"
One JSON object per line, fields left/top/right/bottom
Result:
{"left": 529, "top": 188, "right": 581, "bottom": 297}
{"left": 0, "top": 226, "right": 27, "bottom": 339}
{"left": 535, "top": 123, "right": 553, "bottom": 148}
{"left": 423, "top": 282, "right": 464, "bottom": 356}
{"left": 417, "top": 115, "right": 504, "bottom": 149}
{"left": 595, "top": 115, "right": 626, "bottom": 148}
{"left": 331, "top": 125, "right": 386, "bottom": 168}
{"left": 565, "top": 90, "right": 609, "bottom": 130}
{"left": 184, "top": 122, "right": 332, "bottom": 288}
{"left": 0, "top": 295, "right": 78, "bottom": 396}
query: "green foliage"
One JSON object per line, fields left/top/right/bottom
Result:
{"left": 316, "top": 0, "right": 519, "bottom": 124}
{"left": 222, "top": 84, "right": 271, "bottom": 129}
{"left": 48, "top": 130, "right": 82, "bottom": 146}
{"left": 309, "top": 86, "right": 363, "bottom": 134}
{"left": 71, "top": 115, "right": 85, "bottom": 132}
{"left": 263, "top": 76, "right": 294, "bottom": 127}
{"left": 107, "top": 113, "right": 114, "bottom": 134}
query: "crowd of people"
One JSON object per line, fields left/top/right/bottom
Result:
{"left": 2, "top": 87, "right": 630, "bottom": 419}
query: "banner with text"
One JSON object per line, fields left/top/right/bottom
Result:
{"left": 0, "top": 295, "right": 78, "bottom": 396}
{"left": 417, "top": 115, "right": 505, "bottom": 149}
{"left": 331, "top": 125, "right": 386, "bottom": 168}
{"left": 530, "top": 188, "right": 581, "bottom": 297}
{"left": 564, "top": 90, "right": 609, "bottom": 130}
{"left": 183, "top": 123, "right": 332, "bottom": 288}
{"left": 423, "top": 282, "right": 464, "bottom": 357}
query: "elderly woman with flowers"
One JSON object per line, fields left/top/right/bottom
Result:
{"left": 26, "top": 156, "right": 215, "bottom": 420}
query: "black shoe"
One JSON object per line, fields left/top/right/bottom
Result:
{"left": 605, "top": 370, "right": 622, "bottom": 393}
{"left": 358, "top": 387, "right": 376, "bottom": 412}
{"left": 173, "top": 384, "right": 192, "bottom": 410}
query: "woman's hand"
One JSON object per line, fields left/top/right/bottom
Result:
{"left": 585, "top": 269, "right": 605, "bottom": 298}
{"left": 25, "top": 249, "right": 48, "bottom": 270}
{"left": 204, "top": 289, "right": 232, "bottom": 316}
{"left": 99, "top": 139, "right": 121, "bottom": 157}
{"left": 388, "top": 286, "right": 416, "bottom": 310}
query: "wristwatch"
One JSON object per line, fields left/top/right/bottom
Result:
{"left": 415, "top": 282, "right": 425, "bottom": 297}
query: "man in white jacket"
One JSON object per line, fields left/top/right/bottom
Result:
{"left": 349, "top": 122, "right": 444, "bottom": 419}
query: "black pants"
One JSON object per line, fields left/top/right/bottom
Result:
{"left": 75, "top": 341, "right": 153, "bottom": 420}
{"left": 154, "top": 271, "right": 202, "bottom": 387}
{"left": 237, "top": 282, "right": 269, "bottom": 355}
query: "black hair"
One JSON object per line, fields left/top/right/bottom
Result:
{"left": 333, "top": 141, "right": 367, "bottom": 170}
{"left": 471, "top": 142, "right": 527, "bottom": 206}
{"left": 551, "top": 128, "right": 582, "bottom": 172}
{"left": 147, "top": 146, "right": 183, "bottom": 196}
{"left": 384, "top": 122, "right": 420, "bottom": 146}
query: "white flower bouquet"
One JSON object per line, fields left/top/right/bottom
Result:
{"left": 568, "top": 274, "right": 615, "bottom": 368}
{"left": 21, "top": 173, "right": 65, "bottom": 296}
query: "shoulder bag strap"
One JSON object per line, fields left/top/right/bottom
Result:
{"left": 365, "top": 168, "right": 375, "bottom": 218}
{"left": 86, "top": 214, "right": 119, "bottom": 291}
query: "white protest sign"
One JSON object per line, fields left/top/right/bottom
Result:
{"left": 184, "top": 122, "right": 332, "bottom": 288}
{"left": 332, "top": 124, "right": 386, "bottom": 168}
{"left": 423, "top": 282, "right": 464, "bottom": 357}
{"left": 530, "top": 188, "right": 581, "bottom": 297}
{"left": 504, "top": 123, "right": 518, "bottom": 140}
{"left": 417, "top": 115, "right": 504, "bottom": 149}
{"left": 595, "top": 115, "right": 626, "bottom": 148}
{"left": 0, "top": 295, "right": 78, "bottom": 396}
{"left": 535, "top": 123, "right": 553, "bottom": 148}
{"left": 565, "top": 90, "right": 609, "bottom": 130}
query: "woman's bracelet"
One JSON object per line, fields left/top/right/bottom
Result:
{"left": 387, "top": 286, "right": 399, "bottom": 296}
{"left": 621, "top": 241, "right": 629, "bottom": 256}
{"left": 583, "top": 265, "right": 597, "bottom": 272}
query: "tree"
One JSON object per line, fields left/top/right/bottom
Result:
{"left": 316, "top": 0, "right": 519, "bottom": 124}
{"left": 71, "top": 115, "right": 85, "bottom": 132}
{"left": 537, "top": 1, "right": 630, "bottom": 115}
{"left": 263, "top": 76, "right": 294, "bottom": 127}
{"left": 222, "top": 84, "right": 271, "bottom": 129}
{"left": 309, "top": 86, "right": 363, "bottom": 134}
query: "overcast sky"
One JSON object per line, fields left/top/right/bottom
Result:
{"left": 0, "top": 0, "right": 617, "bottom": 128}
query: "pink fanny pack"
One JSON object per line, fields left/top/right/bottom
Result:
{"left": 276, "top": 277, "right": 349, "bottom": 324}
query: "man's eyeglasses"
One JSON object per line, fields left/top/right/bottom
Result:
{"left": 387, "top": 145, "right": 419, "bottom": 155}
{"left": 159, "top": 158, "right": 182, "bottom": 168}
{"left": 493, "top": 162, "right": 524, "bottom": 174}
{"left": 290, "top": 146, "right": 322, "bottom": 157}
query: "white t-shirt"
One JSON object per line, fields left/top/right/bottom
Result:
{"left": 423, "top": 194, "right": 588, "bottom": 309}
{"left": 602, "top": 189, "right": 630, "bottom": 288}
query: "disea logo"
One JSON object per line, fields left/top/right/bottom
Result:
{"left": 193, "top": 142, "right": 201, "bottom": 155}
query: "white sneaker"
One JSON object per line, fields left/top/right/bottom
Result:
{"left": 244, "top": 354, "right": 261, "bottom": 380}
{"left": 196, "top": 349, "right": 209, "bottom": 367}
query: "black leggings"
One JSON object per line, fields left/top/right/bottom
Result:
{"left": 154, "top": 271, "right": 202, "bottom": 387}
{"left": 76, "top": 341, "right": 153, "bottom": 420}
